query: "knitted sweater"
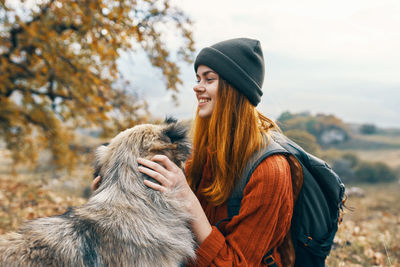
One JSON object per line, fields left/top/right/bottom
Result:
{"left": 187, "top": 154, "right": 294, "bottom": 267}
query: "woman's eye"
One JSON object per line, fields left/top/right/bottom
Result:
{"left": 195, "top": 77, "right": 216, "bottom": 83}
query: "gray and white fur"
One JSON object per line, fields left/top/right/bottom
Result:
{"left": 0, "top": 119, "right": 195, "bottom": 267}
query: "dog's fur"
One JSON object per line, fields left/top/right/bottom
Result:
{"left": 0, "top": 119, "right": 195, "bottom": 267}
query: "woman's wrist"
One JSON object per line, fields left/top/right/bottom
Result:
{"left": 185, "top": 192, "right": 212, "bottom": 244}
{"left": 192, "top": 209, "right": 213, "bottom": 244}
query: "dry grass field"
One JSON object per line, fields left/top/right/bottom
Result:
{"left": 327, "top": 183, "right": 400, "bottom": 267}
{"left": 0, "top": 144, "right": 399, "bottom": 266}
{"left": 0, "top": 148, "right": 93, "bottom": 233}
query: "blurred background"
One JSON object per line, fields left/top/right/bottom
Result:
{"left": 0, "top": 0, "right": 399, "bottom": 265}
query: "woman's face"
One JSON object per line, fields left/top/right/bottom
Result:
{"left": 194, "top": 65, "right": 219, "bottom": 118}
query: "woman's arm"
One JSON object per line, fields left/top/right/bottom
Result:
{"left": 192, "top": 155, "right": 293, "bottom": 267}
{"left": 137, "top": 155, "right": 212, "bottom": 244}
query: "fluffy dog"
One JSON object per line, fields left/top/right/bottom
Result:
{"left": 0, "top": 119, "right": 195, "bottom": 267}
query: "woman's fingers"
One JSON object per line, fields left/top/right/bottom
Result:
{"left": 143, "top": 179, "right": 167, "bottom": 193}
{"left": 137, "top": 157, "right": 169, "bottom": 176}
{"left": 151, "top": 154, "right": 178, "bottom": 171}
{"left": 138, "top": 165, "right": 172, "bottom": 187}
{"left": 138, "top": 155, "right": 186, "bottom": 194}
{"left": 91, "top": 176, "right": 102, "bottom": 191}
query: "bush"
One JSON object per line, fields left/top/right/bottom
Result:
{"left": 354, "top": 162, "right": 397, "bottom": 183}
{"left": 330, "top": 153, "right": 397, "bottom": 185}
{"left": 360, "top": 124, "right": 377, "bottom": 135}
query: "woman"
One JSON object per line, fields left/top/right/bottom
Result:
{"left": 137, "top": 38, "right": 295, "bottom": 266}
{"left": 93, "top": 38, "right": 294, "bottom": 266}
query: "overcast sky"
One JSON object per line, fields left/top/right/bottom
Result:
{"left": 119, "top": 0, "right": 400, "bottom": 128}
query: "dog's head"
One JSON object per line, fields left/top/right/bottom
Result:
{"left": 93, "top": 118, "right": 191, "bottom": 187}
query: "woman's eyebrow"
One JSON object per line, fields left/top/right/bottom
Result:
{"left": 198, "top": 70, "right": 216, "bottom": 77}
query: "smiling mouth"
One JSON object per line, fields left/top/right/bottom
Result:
{"left": 199, "top": 99, "right": 210, "bottom": 103}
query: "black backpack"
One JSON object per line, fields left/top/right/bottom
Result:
{"left": 218, "top": 131, "right": 345, "bottom": 266}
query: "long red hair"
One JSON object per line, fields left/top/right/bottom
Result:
{"left": 186, "top": 79, "right": 279, "bottom": 205}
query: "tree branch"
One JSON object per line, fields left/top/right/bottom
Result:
{"left": 8, "top": 0, "right": 55, "bottom": 54}
{"left": 1, "top": 84, "right": 73, "bottom": 101}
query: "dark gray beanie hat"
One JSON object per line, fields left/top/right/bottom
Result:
{"left": 194, "top": 38, "right": 265, "bottom": 106}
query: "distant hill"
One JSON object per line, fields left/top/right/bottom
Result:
{"left": 347, "top": 122, "right": 400, "bottom": 136}
{"left": 338, "top": 123, "right": 400, "bottom": 150}
{"left": 276, "top": 111, "right": 400, "bottom": 150}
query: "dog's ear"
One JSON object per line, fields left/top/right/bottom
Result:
{"left": 163, "top": 121, "right": 187, "bottom": 143}
{"left": 164, "top": 116, "right": 178, "bottom": 124}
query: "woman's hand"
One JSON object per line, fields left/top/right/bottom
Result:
{"left": 137, "top": 155, "right": 192, "bottom": 200}
{"left": 138, "top": 155, "right": 212, "bottom": 244}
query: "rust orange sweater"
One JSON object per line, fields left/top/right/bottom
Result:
{"left": 187, "top": 154, "right": 293, "bottom": 267}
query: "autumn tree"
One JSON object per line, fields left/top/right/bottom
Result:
{"left": 0, "top": 0, "right": 194, "bottom": 169}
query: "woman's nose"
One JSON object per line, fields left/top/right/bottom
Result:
{"left": 193, "top": 83, "right": 205, "bottom": 92}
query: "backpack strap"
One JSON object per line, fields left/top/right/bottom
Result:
{"left": 215, "top": 134, "right": 289, "bottom": 266}
{"left": 226, "top": 135, "right": 288, "bottom": 218}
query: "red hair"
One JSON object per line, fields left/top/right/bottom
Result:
{"left": 186, "top": 79, "right": 279, "bottom": 205}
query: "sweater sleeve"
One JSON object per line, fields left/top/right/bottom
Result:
{"left": 193, "top": 154, "right": 293, "bottom": 267}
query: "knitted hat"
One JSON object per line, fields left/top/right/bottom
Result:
{"left": 194, "top": 38, "right": 265, "bottom": 106}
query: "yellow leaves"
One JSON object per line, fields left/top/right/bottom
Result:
{"left": 24, "top": 21, "right": 40, "bottom": 38}
{"left": 0, "top": 177, "right": 87, "bottom": 234}
{"left": 41, "top": 65, "right": 48, "bottom": 74}
{"left": 364, "top": 248, "right": 386, "bottom": 265}
{"left": 150, "top": 8, "right": 159, "bottom": 15}
{"left": 1, "top": 0, "right": 193, "bottom": 170}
